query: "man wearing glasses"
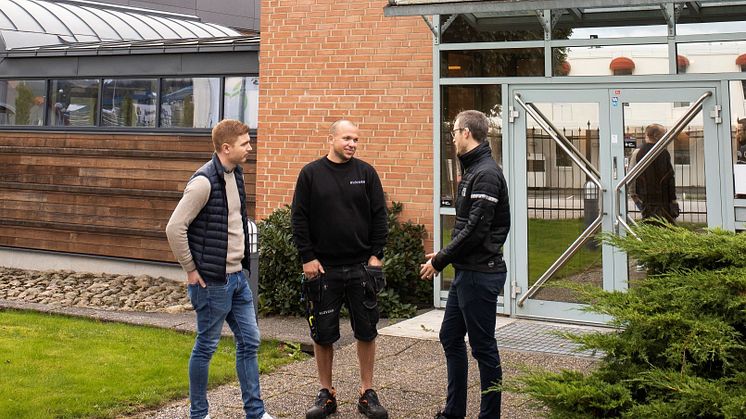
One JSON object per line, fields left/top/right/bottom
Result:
{"left": 420, "top": 110, "right": 511, "bottom": 419}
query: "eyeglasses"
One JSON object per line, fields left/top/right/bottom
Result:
{"left": 451, "top": 127, "right": 466, "bottom": 136}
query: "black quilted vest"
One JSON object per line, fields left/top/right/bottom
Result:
{"left": 186, "top": 154, "right": 252, "bottom": 284}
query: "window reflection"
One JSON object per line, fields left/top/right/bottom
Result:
{"left": 553, "top": 45, "right": 669, "bottom": 76}
{"left": 441, "top": 14, "right": 544, "bottom": 43}
{"left": 102, "top": 79, "right": 157, "bottom": 128}
{"left": 677, "top": 21, "right": 746, "bottom": 36}
{"left": 440, "top": 85, "right": 502, "bottom": 207}
{"left": 160, "top": 78, "right": 220, "bottom": 128}
{"left": 224, "top": 77, "right": 258, "bottom": 129}
{"left": 623, "top": 102, "right": 707, "bottom": 225}
{"left": 49, "top": 79, "right": 100, "bottom": 126}
{"left": 677, "top": 41, "right": 746, "bottom": 74}
{"left": 730, "top": 81, "right": 746, "bottom": 198}
{"left": 0, "top": 80, "right": 46, "bottom": 126}
{"left": 440, "top": 214, "right": 455, "bottom": 291}
{"left": 442, "top": 49, "right": 544, "bottom": 77}
{"left": 555, "top": 24, "right": 668, "bottom": 40}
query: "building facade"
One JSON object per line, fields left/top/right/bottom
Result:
{"left": 257, "top": 0, "right": 435, "bottom": 241}
{"left": 382, "top": 0, "right": 746, "bottom": 323}
{"left": 0, "top": 0, "right": 259, "bottom": 279}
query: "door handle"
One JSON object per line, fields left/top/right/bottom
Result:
{"left": 613, "top": 157, "right": 618, "bottom": 180}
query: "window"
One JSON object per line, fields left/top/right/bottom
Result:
{"left": 224, "top": 77, "right": 258, "bottom": 129}
{"left": 0, "top": 75, "right": 251, "bottom": 132}
{"left": 0, "top": 80, "right": 46, "bottom": 126}
{"left": 102, "top": 79, "right": 157, "bottom": 127}
{"left": 49, "top": 79, "right": 100, "bottom": 126}
{"left": 441, "top": 14, "right": 544, "bottom": 43}
{"left": 440, "top": 85, "right": 502, "bottom": 207}
{"left": 553, "top": 45, "right": 668, "bottom": 77}
{"left": 160, "top": 78, "right": 220, "bottom": 128}
{"left": 730, "top": 81, "right": 746, "bottom": 198}
{"left": 442, "top": 49, "right": 545, "bottom": 77}
{"left": 677, "top": 41, "right": 746, "bottom": 74}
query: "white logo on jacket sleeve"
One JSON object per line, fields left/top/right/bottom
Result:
{"left": 471, "top": 193, "right": 499, "bottom": 203}
{"left": 350, "top": 180, "right": 366, "bottom": 185}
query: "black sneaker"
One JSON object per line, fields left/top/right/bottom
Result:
{"left": 306, "top": 388, "right": 337, "bottom": 419}
{"left": 357, "top": 389, "right": 388, "bottom": 419}
{"left": 433, "top": 412, "right": 463, "bottom": 419}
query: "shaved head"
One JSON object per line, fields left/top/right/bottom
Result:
{"left": 329, "top": 119, "right": 358, "bottom": 136}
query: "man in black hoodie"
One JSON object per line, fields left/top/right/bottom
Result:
{"left": 421, "top": 110, "right": 510, "bottom": 419}
{"left": 292, "top": 119, "right": 388, "bottom": 419}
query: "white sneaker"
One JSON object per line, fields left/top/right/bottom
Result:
{"left": 260, "top": 413, "right": 275, "bottom": 419}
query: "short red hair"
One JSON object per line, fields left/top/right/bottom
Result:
{"left": 211, "top": 119, "right": 249, "bottom": 151}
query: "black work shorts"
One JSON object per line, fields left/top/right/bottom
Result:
{"left": 310, "top": 264, "right": 379, "bottom": 345}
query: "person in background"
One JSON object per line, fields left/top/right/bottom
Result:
{"left": 629, "top": 123, "right": 679, "bottom": 224}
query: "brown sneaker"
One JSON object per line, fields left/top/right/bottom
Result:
{"left": 357, "top": 389, "right": 388, "bottom": 419}
{"left": 305, "top": 388, "right": 337, "bottom": 419}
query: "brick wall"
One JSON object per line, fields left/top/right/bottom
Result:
{"left": 258, "top": 0, "right": 434, "bottom": 247}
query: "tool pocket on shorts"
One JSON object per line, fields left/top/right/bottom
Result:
{"left": 363, "top": 265, "right": 386, "bottom": 294}
{"left": 360, "top": 269, "right": 379, "bottom": 312}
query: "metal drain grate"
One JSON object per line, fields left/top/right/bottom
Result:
{"left": 495, "top": 322, "right": 604, "bottom": 358}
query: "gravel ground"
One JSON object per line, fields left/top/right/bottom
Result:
{"left": 1, "top": 266, "right": 600, "bottom": 418}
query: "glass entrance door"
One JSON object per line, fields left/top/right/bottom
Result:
{"left": 509, "top": 84, "right": 721, "bottom": 323}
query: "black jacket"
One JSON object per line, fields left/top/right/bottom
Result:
{"left": 186, "top": 154, "right": 252, "bottom": 284}
{"left": 432, "top": 142, "right": 510, "bottom": 273}
{"left": 634, "top": 142, "right": 676, "bottom": 205}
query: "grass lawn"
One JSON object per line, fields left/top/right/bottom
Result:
{"left": 439, "top": 218, "right": 602, "bottom": 287}
{"left": 0, "top": 310, "right": 305, "bottom": 418}
{"left": 527, "top": 218, "right": 602, "bottom": 285}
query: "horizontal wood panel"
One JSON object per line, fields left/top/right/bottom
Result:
{"left": 0, "top": 189, "right": 178, "bottom": 212}
{"left": 1, "top": 131, "right": 256, "bottom": 263}
{"left": 0, "top": 132, "right": 215, "bottom": 152}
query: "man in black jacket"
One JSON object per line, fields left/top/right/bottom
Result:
{"left": 292, "top": 119, "right": 389, "bottom": 419}
{"left": 629, "top": 123, "right": 679, "bottom": 224}
{"left": 421, "top": 110, "right": 510, "bottom": 419}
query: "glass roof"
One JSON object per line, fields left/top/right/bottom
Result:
{"left": 0, "top": 0, "right": 240, "bottom": 50}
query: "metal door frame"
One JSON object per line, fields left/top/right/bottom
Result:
{"left": 506, "top": 82, "right": 724, "bottom": 324}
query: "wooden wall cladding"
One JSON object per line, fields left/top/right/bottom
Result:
{"left": 0, "top": 131, "right": 257, "bottom": 263}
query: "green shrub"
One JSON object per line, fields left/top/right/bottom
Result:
{"left": 507, "top": 226, "right": 746, "bottom": 418}
{"left": 257, "top": 202, "right": 429, "bottom": 318}
{"left": 382, "top": 201, "right": 429, "bottom": 312}
{"left": 257, "top": 206, "right": 303, "bottom": 316}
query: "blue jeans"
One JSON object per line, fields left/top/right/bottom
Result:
{"left": 440, "top": 269, "right": 506, "bottom": 419}
{"left": 187, "top": 271, "right": 265, "bottom": 419}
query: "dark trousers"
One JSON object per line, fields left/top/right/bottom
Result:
{"left": 440, "top": 269, "right": 506, "bottom": 419}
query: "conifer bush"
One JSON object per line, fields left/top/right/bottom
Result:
{"left": 509, "top": 224, "right": 746, "bottom": 418}
{"left": 257, "top": 203, "right": 428, "bottom": 318}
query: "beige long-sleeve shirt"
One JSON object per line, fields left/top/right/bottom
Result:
{"left": 165, "top": 170, "right": 245, "bottom": 275}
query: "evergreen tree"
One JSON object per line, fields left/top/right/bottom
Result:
{"left": 508, "top": 224, "right": 746, "bottom": 418}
